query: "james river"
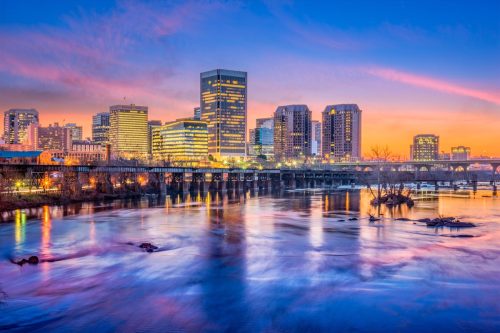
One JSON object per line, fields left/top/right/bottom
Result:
{"left": 0, "top": 189, "right": 499, "bottom": 332}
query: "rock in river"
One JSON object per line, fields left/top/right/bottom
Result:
{"left": 139, "top": 243, "right": 159, "bottom": 253}
{"left": 426, "top": 217, "right": 476, "bottom": 228}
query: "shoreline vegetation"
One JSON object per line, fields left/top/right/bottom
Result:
{"left": 0, "top": 192, "right": 143, "bottom": 214}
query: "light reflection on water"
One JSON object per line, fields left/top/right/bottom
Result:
{"left": 0, "top": 189, "right": 499, "bottom": 332}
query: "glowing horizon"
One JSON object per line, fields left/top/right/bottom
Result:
{"left": 1, "top": 1, "right": 498, "bottom": 157}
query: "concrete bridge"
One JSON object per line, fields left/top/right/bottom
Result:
{"left": 0, "top": 161, "right": 497, "bottom": 197}
{"left": 324, "top": 158, "right": 500, "bottom": 174}
{"left": 0, "top": 164, "right": 357, "bottom": 196}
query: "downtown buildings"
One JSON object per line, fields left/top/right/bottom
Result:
{"left": 148, "top": 120, "right": 162, "bottom": 157}
{"left": 152, "top": 118, "right": 208, "bottom": 164}
{"left": 249, "top": 117, "right": 274, "bottom": 160}
{"left": 36, "top": 123, "right": 72, "bottom": 151}
{"left": 200, "top": 69, "right": 247, "bottom": 160}
{"left": 64, "top": 123, "right": 83, "bottom": 142}
{"left": 322, "top": 104, "right": 362, "bottom": 162}
{"left": 92, "top": 112, "right": 110, "bottom": 145}
{"left": 11, "top": 68, "right": 490, "bottom": 165}
{"left": 3, "top": 109, "right": 39, "bottom": 144}
{"left": 451, "top": 146, "right": 471, "bottom": 160}
{"left": 109, "top": 104, "right": 149, "bottom": 160}
{"left": 273, "top": 105, "right": 312, "bottom": 161}
{"left": 410, "top": 134, "right": 439, "bottom": 161}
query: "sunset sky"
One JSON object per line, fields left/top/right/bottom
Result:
{"left": 1, "top": 0, "right": 499, "bottom": 157}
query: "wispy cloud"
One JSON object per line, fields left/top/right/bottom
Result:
{"left": 364, "top": 66, "right": 500, "bottom": 105}
{"left": 0, "top": 0, "right": 228, "bottom": 108}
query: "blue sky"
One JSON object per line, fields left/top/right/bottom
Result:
{"left": 0, "top": 0, "right": 499, "bottom": 155}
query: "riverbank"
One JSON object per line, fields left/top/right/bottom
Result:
{"left": 0, "top": 192, "right": 143, "bottom": 213}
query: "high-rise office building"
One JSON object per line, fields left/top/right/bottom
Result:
{"left": 273, "top": 105, "right": 312, "bottom": 161}
{"left": 152, "top": 118, "right": 208, "bottom": 163}
{"left": 255, "top": 127, "right": 274, "bottom": 159}
{"left": 92, "top": 112, "right": 110, "bottom": 145}
{"left": 410, "top": 134, "right": 439, "bottom": 161}
{"left": 311, "top": 120, "right": 321, "bottom": 156}
{"left": 193, "top": 107, "right": 201, "bottom": 120}
{"left": 254, "top": 117, "right": 274, "bottom": 159}
{"left": 256, "top": 117, "right": 273, "bottom": 128}
{"left": 322, "top": 104, "right": 362, "bottom": 162}
{"left": 37, "top": 123, "right": 72, "bottom": 151}
{"left": 451, "top": 146, "right": 471, "bottom": 161}
{"left": 148, "top": 120, "right": 162, "bottom": 156}
{"left": 109, "top": 104, "right": 148, "bottom": 159}
{"left": 200, "top": 69, "right": 247, "bottom": 159}
{"left": 3, "top": 108, "right": 39, "bottom": 144}
{"left": 64, "top": 123, "right": 83, "bottom": 142}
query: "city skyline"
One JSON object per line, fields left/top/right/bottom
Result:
{"left": 0, "top": 1, "right": 499, "bottom": 157}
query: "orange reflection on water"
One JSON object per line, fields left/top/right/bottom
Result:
{"left": 41, "top": 205, "right": 51, "bottom": 257}
{"left": 14, "top": 209, "right": 26, "bottom": 247}
{"left": 205, "top": 192, "right": 211, "bottom": 218}
{"left": 345, "top": 192, "right": 350, "bottom": 212}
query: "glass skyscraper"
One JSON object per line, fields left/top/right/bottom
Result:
{"left": 109, "top": 104, "right": 148, "bottom": 160}
{"left": 92, "top": 112, "right": 110, "bottom": 145}
{"left": 200, "top": 69, "right": 247, "bottom": 159}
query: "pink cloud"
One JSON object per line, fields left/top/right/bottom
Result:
{"left": 0, "top": 0, "right": 222, "bottom": 113}
{"left": 364, "top": 66, "right": 500, "bottom": 105}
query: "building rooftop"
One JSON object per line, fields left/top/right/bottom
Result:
{"left": 0, "top": 151, "right": 43, "bottom": 158}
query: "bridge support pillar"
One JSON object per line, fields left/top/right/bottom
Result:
{"left": 219, "top": 181, "right": 227, "bottom": 192}
{"left": 159, "top": 181, "right": 166, "bottom": 195}
{"left": 252, "top": 180, "right": 259, "bottom": 192}
{"left": 181, "top": 181, "right": 189, "bottom": 193}
{"left": 200, "top": 181, "right": 209, "bottom": 193}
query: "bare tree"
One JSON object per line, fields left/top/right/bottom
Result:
{"left": 369, "top": 145, "right": 392, "bottom": 205}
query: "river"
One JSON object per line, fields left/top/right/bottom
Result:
{"left": 0, "top": 189, "right": 499, "bottom": 332}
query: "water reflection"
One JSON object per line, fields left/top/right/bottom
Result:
{"left": 14, "top": 209, "right": 26, "bottom": 248}
{"left": 0, "top": 189, "right": 499, "bottom": 331}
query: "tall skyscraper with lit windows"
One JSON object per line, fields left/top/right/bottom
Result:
{"left": 322, "top": 104, "right": 362, "bottom": 162}
{"left": 3, "top": 108, "right": 39, "bottom": 144}
{"left": 273, "top": 104, "right": 312, "bottom": 161}
{"left": 200, "top": 69, "right": 247, "bottom": 159}
{"left": 410, "top": 134, "right": 439, "bottom": 161}
{"left": 109, "top": 104, "right": 148, "bottom": 159}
